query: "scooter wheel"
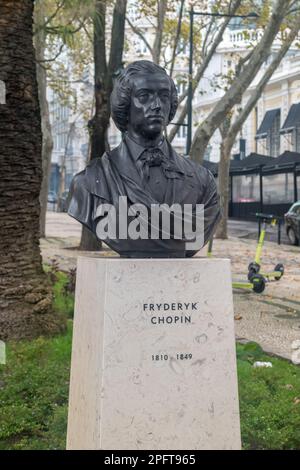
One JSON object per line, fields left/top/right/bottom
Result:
{"left": 250, "top": 274, "right": 265, "bottom": 293}
{"left": 248, "top": 262, "right": 260, "bottom": 280}
{"left": 274, "top": 263, "right": 284, "bottom": 280}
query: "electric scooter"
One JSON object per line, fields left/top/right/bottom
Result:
{"left": 207, "top": 237, "right": 266, "bottom": 293}
{"left": 247, "top": 213, "right": 284, "bottom": 282}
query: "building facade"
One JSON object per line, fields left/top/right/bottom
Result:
{"left": 48, "top": 3, "right": 300, "bottom": 198}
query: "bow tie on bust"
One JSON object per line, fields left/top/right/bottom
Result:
{"left": 140, "top": 148, "right": 185, "bottom": 180}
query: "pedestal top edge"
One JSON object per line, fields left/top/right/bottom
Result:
{"left": 76, "top": 255, "right": 231, "bottom": 265}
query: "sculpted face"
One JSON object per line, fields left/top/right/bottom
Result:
{"left": 127, "top": 73, "right": 171, "bottom": 141}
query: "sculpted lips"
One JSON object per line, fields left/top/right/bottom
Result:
{"left": 147, "top": 115, "right": 164, "bottom": 120}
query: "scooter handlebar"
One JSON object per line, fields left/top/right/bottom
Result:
{"left": 254, "top": 212, "right": 282, "bottom": 224}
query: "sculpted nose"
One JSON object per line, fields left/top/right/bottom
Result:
{"left": 151, "top": 95, "right": 161, "bottom": 110}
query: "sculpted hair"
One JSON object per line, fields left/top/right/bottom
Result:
{"left": 110, "top": 60, "right": 178, "bottom": 132}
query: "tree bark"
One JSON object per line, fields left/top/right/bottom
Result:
{"left": 89, "top": 0, "right": 109, "bottom": 161}
{"left": 152, "top": 0, "right": 167, "bottom": 64}
{"left": 34, "top": 0, "right": 54, "bottom": 238}
{"left": 215, "top": 135, "right": 234, "bottom": 239}
{"left": 169, "top": 0, "right": 185, "bottom": 78}
{"left": 0, "top": 0, "right": 66, "bottom": 340}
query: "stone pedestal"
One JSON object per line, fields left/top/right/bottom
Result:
{"left": 67, "top": 257, "right": 241, "bottom": 450}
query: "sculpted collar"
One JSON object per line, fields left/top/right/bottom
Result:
{"left": 123, "top": 132, "right": 169, "bottom": 161}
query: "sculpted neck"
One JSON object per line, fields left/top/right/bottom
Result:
{"left": 126, "top": 128, "right": 164, "bottom": 148}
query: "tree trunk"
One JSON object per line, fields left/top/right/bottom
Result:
{"left": 152, "top": 0, "right": 167, "bottom": 64}
{"left": 57, "top": 121, "right": 74, "bottom": 211}
{"left": 80, "top": 227, "right": 102, "bottom": 250}
{"left": 80, "top": 0, "right": 127, "bottom": 251}
{"left": 34, "top": 0, "right": 54, "bottom": 238}
{"left": 169, "top": 0, "right": 185, "bottom": 78}
{"left": 89, "top": 0, "right": 110, "bottom": 161}
{"left": 215, "top": 137, "right": 234, "bottom": 239}
{"left": 0, "top": 0, "right": 66, "bottom": 340}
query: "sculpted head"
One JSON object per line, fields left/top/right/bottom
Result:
{"left": 111, "top": 60, "right": 178, "bottom": 140}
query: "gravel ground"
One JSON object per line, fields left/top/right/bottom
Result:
{"left": 42, "top": 212, "right": 300, "bottom": 361}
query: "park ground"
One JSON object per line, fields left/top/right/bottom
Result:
{"left": 1, "top": 212, "right": 300, "bottom": 450}
{"left": 43, "top": 212, "right": 300, "bottom": 361}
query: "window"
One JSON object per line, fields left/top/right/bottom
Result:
{"left": 232, "top": 174, "right": 260, "bottom": 203}
{"left": 263, "top": 173, "right": 294, "bottom": 204}
{"left": 177, "top": 38, "right": 187, "bottom": 55}
{"left": 292, "top": 127, "right": 300, "bottom": 153}
{"left": 256, "top": 109, "right": 281, "bottom": 157}
{"left": 266, "top": 112, "right": 281, "bottom": 156}
{"left": 176, "top": 124, "right": 187, "bottom": 139}
{"left": 135, "top": 38, "right": 147, "bottom": 54}
{"left": 176, "top": 80, "right": 187, "bottom": 96}
{"left": 290, "top": 203, "right": 300, "bottom": 214}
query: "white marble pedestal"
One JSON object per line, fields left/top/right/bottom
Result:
{"left": 67, "top": 257, "right": 241, "bottom": 450}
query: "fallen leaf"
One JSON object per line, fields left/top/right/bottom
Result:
{"left": 234, "top": 315, "right": 243, "bottom": 321}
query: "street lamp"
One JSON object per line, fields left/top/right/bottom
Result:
{"left": 186, "top": 9, "right": 259, "bottom": 155}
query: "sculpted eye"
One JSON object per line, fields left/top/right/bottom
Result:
{"left": 138, "top": 93, "right": 149, "bottom": 101}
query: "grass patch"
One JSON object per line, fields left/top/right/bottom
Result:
{"left": 0, "top": 323, "right": 72, "bottom": 450}
{"left": 237, "top": 342, "right": 300, "bottom": 449}
{"left": 52, "top": 271, "right": 74, "bottom": 319}
{"left": 0, "top": 272, "right": 74, "bottom": 450}
{"left": 0, "top": 274, "right": 299, "bottom": 449}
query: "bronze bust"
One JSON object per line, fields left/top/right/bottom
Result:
{"left": 68, "top": 60, "right": 220, "bottom": 258}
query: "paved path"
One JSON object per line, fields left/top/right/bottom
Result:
{"left": 43, "top": 212, "right": 300, "bottom": 361}
{"left": 228, "top": 218, "right": 290, "bottom": 245}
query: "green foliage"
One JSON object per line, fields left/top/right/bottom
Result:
{"left": 44, "top": 264, "right": 75, "bottom": 318}
{"left": 35, "top": 0, "right": 94, "bottom": 115}
{"left": 53, "top": 271, "right": 75, "bottom": 319}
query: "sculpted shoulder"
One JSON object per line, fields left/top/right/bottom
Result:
{"left": 67, "top": 153, "right": 115, "bottom": 212}
{"left": 77, "top": 156, "right": 104, "bottom": 185}
{"left": 174, "top": 154, "right": 216, "bottom": 188}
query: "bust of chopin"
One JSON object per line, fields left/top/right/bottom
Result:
{"left": 68, "top": 60, "right": 220, "bottom": 258}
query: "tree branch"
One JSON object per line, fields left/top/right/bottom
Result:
{"left": 37, "top": 43, "right": 64, "bottom": 63}
{"left": 34, "top": 0, "right": 66, "bottom": 34}
{"left": 94, "top": 0, "right": 107, "bottom": 81}
{"left": 190, "top": 0, "right": 293, "bottom": 162}
{"left": 169, "top": 0, "right": 185, "bottom": 77}
{"left": 152, "top": 0, "right": 168, "bottom": 64}
{"left": 230, "top": 15, "right": 300, "bottom": 140}
{"left": 168, "top": 0, "right": 243, "bottom": 142}
{"left": 126, "top": 15, "right": 153, "bottom": 56}
{"left": 109, "top": 0, "right": 127, "bottom": 80}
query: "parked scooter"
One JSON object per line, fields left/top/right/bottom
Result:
{"left": 247, "top": 213, "right": 284, "bottom": 282}
{"left": 207, "top": 236, "right": 266, "bottom": 293}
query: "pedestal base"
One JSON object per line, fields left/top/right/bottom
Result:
{"left": 67, "top": 257, "right": 241, "bottom": 450}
